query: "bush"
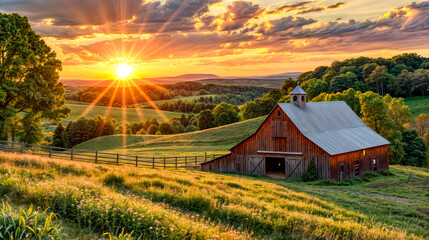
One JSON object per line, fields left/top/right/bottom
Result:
{"left": 103, "top": 173, "right": 125, "bottom": 187}
{"left": 379, "top": 170, "right": 393, "bottom": 176}
{"left": 148, "top": 125, "right": 158, "bottom": 135}
{"left": 302, "top": 159, "right": 317, "bottom": 182}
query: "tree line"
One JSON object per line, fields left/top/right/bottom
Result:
{"left": 66, "top": 82, "right": 269, "bottom": 107}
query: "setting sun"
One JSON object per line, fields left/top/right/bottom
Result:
{"left": 116, "top": 63, "right": 132, "bottom": 80}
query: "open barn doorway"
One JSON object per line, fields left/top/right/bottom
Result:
{"left": 265, "top": 157, "right": 285, "bottom": 179}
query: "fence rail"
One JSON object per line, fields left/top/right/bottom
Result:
{"left": 0, "top": 141, "right": 216, "bottom": 169}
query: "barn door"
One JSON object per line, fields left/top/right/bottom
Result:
{"left": 285, "top": 157, "right": 303, "bottom": 179}
{"left": 248, "top": 155, "right": 264, "bottom": 175}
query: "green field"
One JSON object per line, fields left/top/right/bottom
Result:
{"left": 66, "top": 104, "right": 183, "bottom": 123}
{"left": 139, "top": 94, "right": 218, "bottom": 108}
{"left": 75, "top": 116, "right": 265, "bottom": 156}
{"left": 404, "top": 96, "right": 429, "bottom": 117}
{"left": 0, "top": 152, "right": 427, "bottom": 239}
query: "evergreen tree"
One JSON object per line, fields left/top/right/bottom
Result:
{"left": 53, "top": 123, "right": 65, "bottom": 147}
{"left": 402, "top": 130, "right": 427, "bottom": 167}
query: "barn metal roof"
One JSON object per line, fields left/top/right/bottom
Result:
{"left": 278, "top": 101, "right": 390, "bottom": 155}
{"left": 290, "top": 85, "right": 306, "bottom": 95}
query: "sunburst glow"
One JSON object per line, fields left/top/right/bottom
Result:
{"left": 116, "top": 63, "right": 132, "bottom": 80}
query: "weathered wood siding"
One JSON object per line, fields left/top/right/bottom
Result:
{"left": 201, "top": 105, "right": 389, "bottom": 181}
{"left": 330, "top": 145, "right": 389, "bottom": 181}
{"left": 202, "top": 106, "right": 330, "bottom": 179}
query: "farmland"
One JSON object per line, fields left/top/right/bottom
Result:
{"left": 0, "top": 151, "right": 427, "bottom": 239}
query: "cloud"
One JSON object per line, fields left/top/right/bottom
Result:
{"left": 267, "top": 1, "right": 346, "bottom": 15}
{"left": 0, "top": 0, "right": 222, "bottom": 37}
{"left": 256, "top": 16, "right": 317, "bottom": 35}
{"left": 196, "top": 1, "right": 264, "bottom": 31}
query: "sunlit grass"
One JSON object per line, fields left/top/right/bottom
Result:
{"left": 0, "top": 152, "right": 425, "bottom": 239}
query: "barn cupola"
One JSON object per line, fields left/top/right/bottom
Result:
{"left": 290, "top": 84, "right": 306, "bottom": 109}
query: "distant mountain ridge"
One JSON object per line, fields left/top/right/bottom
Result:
{"left": 60, "top": 72, "right": 301, "bottom": 88}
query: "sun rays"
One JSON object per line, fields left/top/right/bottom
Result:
{"left": 75, "top": 0, "right": 197, "bottom": 149}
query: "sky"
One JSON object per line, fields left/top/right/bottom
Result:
{"left": 1, "top": 0, "right": 429, "bottom": 80}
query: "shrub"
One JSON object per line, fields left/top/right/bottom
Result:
{"left": 302, "top": 159, "right": 317, "bottom": 182}
{"left": 103, "top": 173, "right": 125, "bottom": 187}
{"left": 379, "top": 170, "right": 393, "bottom": 176}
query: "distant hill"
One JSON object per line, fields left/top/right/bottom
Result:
{"left": 60, "top": 72, "right": 301, "bottom": 87}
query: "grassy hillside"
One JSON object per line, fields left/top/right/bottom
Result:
{"left": 0, "top": 152, "right": 426, "bottom": 239}
{"left": 139, "top": 94, "right": 218, "bottom": 108}
{"left": 404, "top": 96, "right": 429, "bottom": 117}
{"left": 75, "top": 116, "right": 265, "bottom": 156}
{"left": 66, "top": 104, "right": 183, "bottom": 123}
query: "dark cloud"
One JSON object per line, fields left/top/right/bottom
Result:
{"left": 197, "top": 1, "right": 263, "bottom": 31}
{"left": 327, "top": 2, "right": 346, "bottom": 9}
{"left": 267, "top": 1, "right": 313, "bottom": 14}
{"left": 267, "top": 1, "right": 346, "bottom": 15}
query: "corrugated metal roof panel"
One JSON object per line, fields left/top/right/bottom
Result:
{"left": 279, "top": 101, "right": 390, "bottom": 155}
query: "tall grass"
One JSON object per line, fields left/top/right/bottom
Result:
{"left": 0, "top": 152, "right": 424, "bottom": 239}
{"left": 0, "top": 203, "right": 59, "bottom": 239}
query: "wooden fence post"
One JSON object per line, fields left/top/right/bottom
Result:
{"left": 136, "top": 155, "right": 138, "bottom": 167}
{"left": 164, "top": 157, "right": 166, "bottom": 169}
{"left": 175, "top": 157, "right": 177, "bottom": 169}
{"left": 153, "top": 157, "right": 155, "bottom": 168}
{"left": 116, "top": 153, "right": 119, "bottom": 165}
{"left": 49, "top": 146, "right": 52, "bottom": 158}
{"left": 20, "top": 142, "right": 24, "bottom": 153}
{"left": 95, "top": 151, "right": 98, "bottom": 163}
{"left": 70, "top": 148, "right": 74, "bottom": 160}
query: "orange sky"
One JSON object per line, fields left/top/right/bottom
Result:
{"left": 1, "top": 0, "right": 428, "bottom": 79}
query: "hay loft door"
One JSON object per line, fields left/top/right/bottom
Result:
{"left": 285, "top": 157, "right": 303, "bottom": 179}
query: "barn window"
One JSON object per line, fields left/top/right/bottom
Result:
{"left": 209, "top": 165, "right": 212, "bottom": 171}
{"left": 293, "top": 96, "right": 298, "bottom": 101}
{"left": 301, "top": 96, "right": 305, "bottom": 101}
{"left": 373, "top": 158, "right": 377, "bottom": 171}
{"left": 354, "top": 161, "right": 360, "bottom": 176}
{"left": 277, "top": 110, "right": 281, "bottom": 117}
{"left": 271, "top": 121, "right": 287, "bottom": 138}
{"left": 340, "top": 164, "right": 345, "bottom": 181}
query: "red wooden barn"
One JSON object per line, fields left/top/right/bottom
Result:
{"left": 201, "top": 85, "right": 390, "bottom": 181}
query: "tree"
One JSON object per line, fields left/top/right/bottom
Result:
{"left": 159, "top": 122, "right": 174, "bottom": 134}
{"left": 383, "top": 95, "right": 412, "bottom": 131}
{"left": 401, "top": 130, "right": 427, "bottom": 167}
{"left": 198, "top": 109, "right": 215, "bottom": 130}
{"left": 52, "top": 123, "right": 65, "bottom": 147}
{"left": 280, "top": 78, "right": 297, "bottom": 95}
{"left": 19, "top": 113, "right": 44, "bottom": 144}
{"left": 329, "top": 72, "right": 357, "bottom": 93}
{"left": 150, "top": 118, "right": 159, "bottom": 127}
{"left": 388, "top": 130, "right": 405, "bottom": 165}
{"left": 302, "top": 159, "right": 317, "bottom": 182}
{"left": 365, "top": 66, "right": 393, "bottom": 96}
{"left": 411, "top": 69, "right": 429, "bottom": 96}
{"left": 415, "top": 113, "right": 429, "bottom": 137}
{"left": 212, "top": 102, "right": 239, "bottom": 126}
{"left": 302, "top": 78, "right": 329, "bottom": 100}
{"left": 359, "top": 91, "right": 394, "bottom": 138}
{"left": 148, "top": 125, "right": 158, "bottom": 135}
{"left": 0, "top": 13, "right": 71, "bottom": 140}
{"left": 185, "top": 125, "right": 199, "bottom": 132}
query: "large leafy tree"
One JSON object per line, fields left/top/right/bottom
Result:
{"left": 0, "top": 13, "right": 70, "bottom": 140}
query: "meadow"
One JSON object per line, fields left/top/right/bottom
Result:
{"left": 0, "top": 151, "right": 427, "bottom": 239}
{"left": 75, "top": 116, "right": 265, "bottom": 156}
{"left": 404, "top": 96, "right": 429, "bottom": 117}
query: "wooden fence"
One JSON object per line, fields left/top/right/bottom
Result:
{"left": 0, "top": 141, "right": 216, "bottom": 169}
